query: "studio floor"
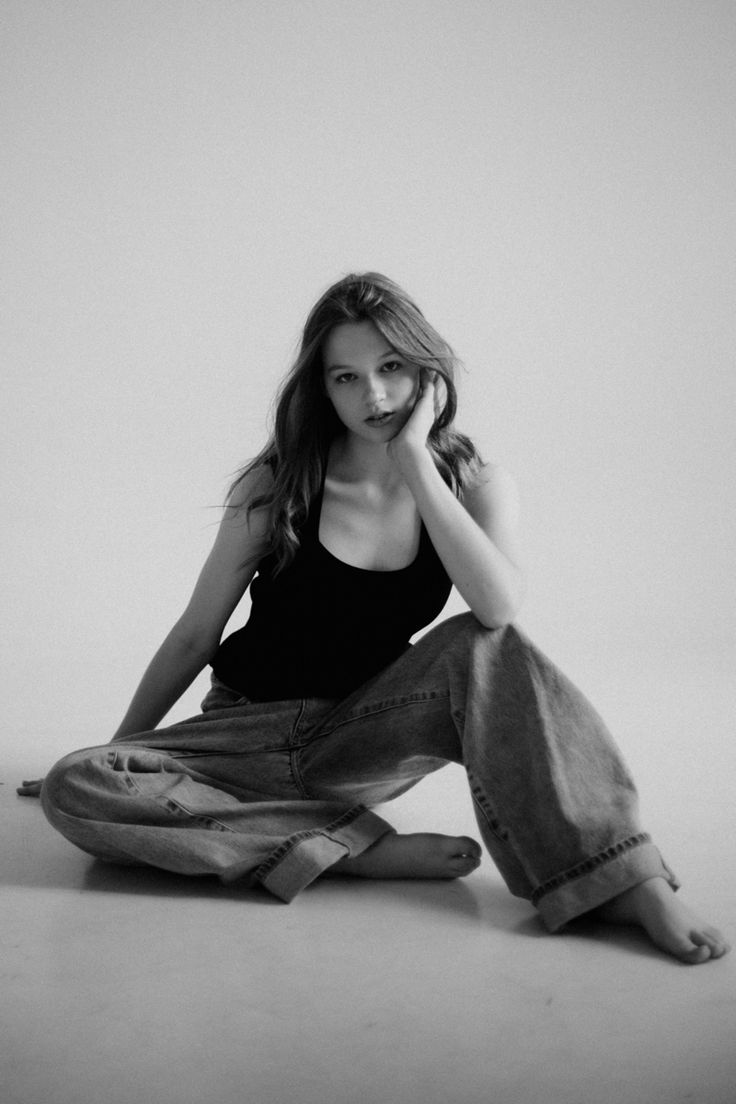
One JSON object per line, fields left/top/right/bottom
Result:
{"left": 3, "top": 647, "right": 735, "bottom": 1104}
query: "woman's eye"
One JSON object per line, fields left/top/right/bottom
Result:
{"left": 381, "top": 361, "right": 402, "bottom": 373}
{"left": 335, "top": 373, "right": 355, "bottom": 384}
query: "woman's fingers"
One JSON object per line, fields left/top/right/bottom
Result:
{"left": 17, "top": 778, "right": 44, "bottom": 797}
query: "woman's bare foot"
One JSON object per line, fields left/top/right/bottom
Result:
{"left": 330, "top": 832, "right": 482, "bottom": 881}
{"left": 596, "top": 877, "right": 731, "bottom": 964}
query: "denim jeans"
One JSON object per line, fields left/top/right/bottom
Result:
{"left": 41, "top": 615, "right": 678, "bottom": 930}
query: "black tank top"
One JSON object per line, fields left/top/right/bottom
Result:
{"left": 211, "top": 486, "right": 452, "bottom": 701}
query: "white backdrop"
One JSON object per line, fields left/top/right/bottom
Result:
{"left": 3, "top": 0, "right": 735, "bottom": 751}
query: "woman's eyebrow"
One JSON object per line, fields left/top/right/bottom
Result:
{"left": 325, "top": 351, "right": 398, "bottom": 373}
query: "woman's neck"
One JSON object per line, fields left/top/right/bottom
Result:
{"left": 329, "top": 432, "right": 400, "bottom": 488}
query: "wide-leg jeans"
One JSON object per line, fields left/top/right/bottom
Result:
{"left": 41, "top": 615, "right": 678, "bottom": 931}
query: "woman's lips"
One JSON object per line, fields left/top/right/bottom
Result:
{"left": 365, "top": 411, "right": 393, "bottom": 426}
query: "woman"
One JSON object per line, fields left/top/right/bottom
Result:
{"left": 35, "top": 272, "right": 728, "bottom": 964}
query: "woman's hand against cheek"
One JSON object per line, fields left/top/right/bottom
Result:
{"left": 388, "top": 370, "right": 438, "bottom": 470}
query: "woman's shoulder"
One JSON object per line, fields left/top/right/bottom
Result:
{"left": 226, "top": 460, "right": 276, "bottom": 511}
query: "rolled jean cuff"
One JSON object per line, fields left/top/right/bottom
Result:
{"left": 532, "top": 834, "right": 681, "bottom": 932}
{"left": 241, "top": 807, "right": 395, "bottom": 903}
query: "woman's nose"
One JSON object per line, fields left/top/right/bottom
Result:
{"left": 364, "top": 376, "right": 386, "bottom": 403}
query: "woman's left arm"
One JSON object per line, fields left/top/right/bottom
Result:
{"left": 390, "top": 377, "right": 525, "bottom": 628}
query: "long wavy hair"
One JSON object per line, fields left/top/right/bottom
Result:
{"left": 230, "top": 272, "right": 482, "bottom": 572}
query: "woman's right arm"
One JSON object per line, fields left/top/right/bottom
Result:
{"left": 110, "top": 466, "right": 273, "bottom": 741}
{"left": 17, "top": 468, "right": 272, "bottom": 794}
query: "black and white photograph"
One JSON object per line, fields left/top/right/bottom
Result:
{"left": 3, "top": 3, "right": 735, "bottom": 1102}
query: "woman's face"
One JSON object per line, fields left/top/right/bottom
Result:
{"left": 322, "top": 320, "right": 420, "bottom": 443}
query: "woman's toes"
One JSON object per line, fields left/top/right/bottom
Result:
{"left": 679, "top": 939, "right": 712, "bottom": 965}
{"left": 664, "top": 926, "right": 732, "bottom": 965}
{"left": 447, "top": 838, "right": 482, "bottom": 871}
{"left": 433, "top": 835, "right": 481, "bottom": 877}
{"left": 449, "top": 853, "right": 481, "bottom": 875}
{"left": 700, "top": 928, "right": 731, "bottom": 959}
{"left": 453, "top": 836, "right": 482, "bottom": 859}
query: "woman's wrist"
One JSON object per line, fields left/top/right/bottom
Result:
{"left": 389, "top": 434, "right": 433, "bottom": 479}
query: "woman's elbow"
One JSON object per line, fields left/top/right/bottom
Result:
{"left": 474, "top": 610, "right": 516, "bottom": 631}
{"left": 473, "top": 581, "right": 526, "bottom": 630}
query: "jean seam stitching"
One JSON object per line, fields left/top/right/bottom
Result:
{"left": 288, "top": 700, "right": 312, "bottom": 796}
{"left": 310, "top": 691, "right": 451, "bottom": 743}
{"left": 467, "top": 771, "right": 510, "bottom": 843}
{"left": 123, "top": 766, "right": 235, "bottom": 834}
{"left": 530, "top": 832, "right": 652, "bottom": 904}
{"left": 253, "top": 805, "right": 369, "bottom": 881}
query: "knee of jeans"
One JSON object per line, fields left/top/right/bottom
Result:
{"left": 40, "top": 747, "right": 112, "bottom": 823}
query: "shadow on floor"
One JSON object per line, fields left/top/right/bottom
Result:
{"left": 3, "top": 787, "right": 707, "bottom": 966}
{"left": 5, "top": 789, "right": 526, "bottom": 929}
